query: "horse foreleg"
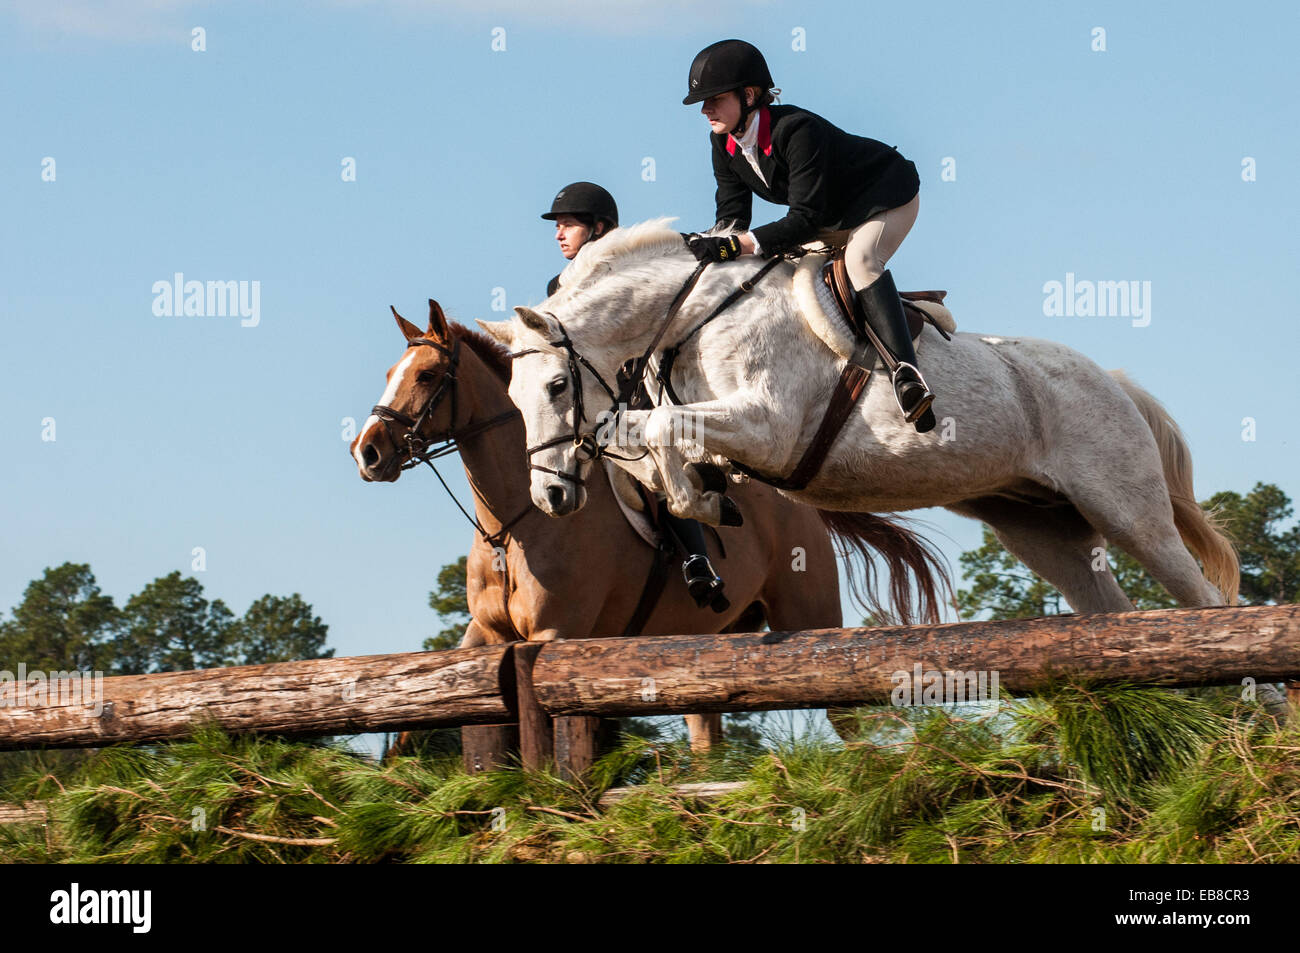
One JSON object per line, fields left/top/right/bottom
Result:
{"left": 458, "top": 619, "right": 488, "bottom": 648}
{"left": 650, "top": 434, "right": 730, "bottom": 523}
{"left": 637, "top": 400, "right": 795, "bottom": 522}
{"left": 620, "top": 409, "right": 721, "bottom": 523}
{"left": 644, "top": 398, "right": 793, "bottom": 476}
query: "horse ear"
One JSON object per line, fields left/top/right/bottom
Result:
{"left": 427, "top": 299, "right": 449, "bottom": 339}
{"left": 391, "top": 305, "right": 423, "bottom": 342}
{"left": 513, "top": 306, "right": 554, "bottom": 336}
{"left": 476, "top": 319, "right": 514, "bottom": 347}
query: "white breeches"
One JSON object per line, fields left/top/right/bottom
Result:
{"left": 842, "top": 193, "right": 920, "bottom": 291}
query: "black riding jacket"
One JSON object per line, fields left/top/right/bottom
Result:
{"left": 710, "top": 104, "right": 919, "bottom": 255}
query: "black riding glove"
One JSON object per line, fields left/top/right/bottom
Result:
{"left": 683, "top": 233, "right": 744, "bottom": 263}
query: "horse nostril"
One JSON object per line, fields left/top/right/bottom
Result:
{"left": 547, "top": 484, "right": 566, "bottom": 510}
{"left": 361, "top": 443, "right": 380, "bottom": 468}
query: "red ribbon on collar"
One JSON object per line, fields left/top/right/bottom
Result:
{"left": 725, "top": 106, "right": 772, "bottom": 157}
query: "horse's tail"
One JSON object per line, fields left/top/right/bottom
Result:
{"left": 816, "top": 510, "right": 952, "bottom": 625}
{"left": 1109, "top": 370, "right": 1240, "bottom": 604}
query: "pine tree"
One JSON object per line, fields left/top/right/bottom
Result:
{"left": 424, "top": 556, "right": 469, "bottom": 651}
{"left": 0, "top": 563, "right": 120, "bottom": 673}
{"left": 226, "top": 594, "right": 334, "bottom": 665}
{"left": 1206, "top": 482, "right": 1300, "bottom": 604}
{"left": 113, "top": 572, "right": 235, "bottom": 673}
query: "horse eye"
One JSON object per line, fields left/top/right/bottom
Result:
{"left": 417, "top": 370, "right": 438, "bottom": 384}
{"left": 547, "top": 377, "right": 568, "bottom": 398}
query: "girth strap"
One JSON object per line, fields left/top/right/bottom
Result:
{"left": 620, "top": 537, "right": 674, "bottom": 637}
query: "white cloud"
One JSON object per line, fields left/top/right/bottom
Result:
{"left": 2, "top": 0, "right": 768, "bottom": 41}
{"left": 367, "top": 0, "right": 758, "bottom": 32}
{"left": 3, "top": 0, "right": 199, "bottom": 42}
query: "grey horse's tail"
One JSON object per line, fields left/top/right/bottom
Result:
{"left": 1109, "top": 370, "right": 1241, "bottom": 604}
{"left": 816, "top": 510, "right": 952, "bottom": 625}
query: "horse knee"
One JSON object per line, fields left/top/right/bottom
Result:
{"left": 644, "top": 408, "right": 675, "bottom": 449}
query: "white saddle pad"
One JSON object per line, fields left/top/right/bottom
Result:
{"left": 790, "top": 253, "right": 957, "bottom": 362}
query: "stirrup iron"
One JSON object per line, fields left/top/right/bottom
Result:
{"left": 682, "top": 555, "right": 729, "bottom": 613}
{"left": 890, "top": 361, "right": 935, "bottom": 424}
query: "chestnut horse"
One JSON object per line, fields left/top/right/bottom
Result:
{"left": 351, "top": 300, "right": 845, "bottom": 750}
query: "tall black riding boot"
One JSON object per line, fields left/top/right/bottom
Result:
{"left": 663, "top": 511, "right": 729, "bottom": 613}
{"left": 854, "top": 270, "right": 936, "bottom": 433}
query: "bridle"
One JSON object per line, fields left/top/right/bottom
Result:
{"left": 368, "top": 334, "right": 528, "bottom": 546}
{"left": 513, "top": 252, "right": 785, "bottom": 487}
{"left": 369, "top": 335, "right": 464, "bottom": 468}
{"left": 512, "top": 259, "right": 711, "bottom": 487}
{"left": 512, "top": 318, "right": 636, "bottom": 488}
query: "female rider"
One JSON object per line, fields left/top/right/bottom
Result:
{"left": 541, "top": 182, "right": 730, "bottom": 611}
{"left": 681, "top": 39, "right": 935, "bottom": 432}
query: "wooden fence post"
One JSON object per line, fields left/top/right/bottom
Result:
{"left": 553, "top": 715, "right": 600, "bottom": 781}
{"left": 514, "top": 642, "right": 553, "bottom": 770}
{"left": 461, "top": 724, "right": 520, "bottom": 774}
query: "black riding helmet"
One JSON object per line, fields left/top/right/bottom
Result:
{"left": 682, "top": 39, "right": 774, "bottom": 105}
{"left": 540, "top": 182, "right": 619, "bottom": 234}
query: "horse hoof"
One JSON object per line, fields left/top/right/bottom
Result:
{"left": 719, "top": 497, "right": 744, "bottom": 527}
{"left": 689, "top": 462, "right": 729, "bottom": 494}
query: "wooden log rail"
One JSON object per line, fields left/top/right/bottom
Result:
{"left": 1, "top": 606, "right": 1297, "bottom": 776}
{"left": 529, "top": 604, "right": 1300, "bottom": 717}
{"left": 0, "top": 645, "right": 514, "bottom": 750}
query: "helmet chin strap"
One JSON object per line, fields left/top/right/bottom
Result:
{"left": 733, "top": 87, "right": 757, "bottom": 139}
{"left": 575, "top": 219, "right": 607, "bottom": 255}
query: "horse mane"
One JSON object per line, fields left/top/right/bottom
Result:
{"left": 560, "top": 217, "right": 696, "bottom": 293}
{"left": 451, "top": 322, "right": 512, "bottom": 382}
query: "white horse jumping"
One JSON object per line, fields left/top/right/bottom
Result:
{"left": 480, "top": 219, "right": 1238, "bottom": 614}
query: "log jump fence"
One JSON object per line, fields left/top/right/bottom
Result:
{"left": 2, "top": 605, "right": 1298, "bottom": 782}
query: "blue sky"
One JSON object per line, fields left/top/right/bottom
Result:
{"left": 3, "top": 0, "right": 1298, "bottom": 677}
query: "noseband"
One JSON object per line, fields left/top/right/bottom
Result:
{"left": 369, "top": 336, "right": 461, "bottom": 467}
{"left": 512, "top": 260, "right": 715, "bottom": 487}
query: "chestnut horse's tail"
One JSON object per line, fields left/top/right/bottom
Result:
{"left": 817, "top": 509, "right": 952, "bottom": 625}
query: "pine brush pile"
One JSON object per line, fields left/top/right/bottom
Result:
{"left": 1, "top": 684, "right": 1297, "bottom": 864}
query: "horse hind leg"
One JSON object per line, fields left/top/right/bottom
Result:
{"left": 1083, "top": 502, "right": 1224, "bottom": 607}
{"left": 949, "top": 496, "right": 1135, "bottom": 614}
{"left": 1058, "top": 474, "right": 1225, "bottom": 607}
{"left": 1106, "top": 370, "right": 1239, "bottom": 604}
{"left": 1043, "top": 371, "right": 1235, "bottom": 607}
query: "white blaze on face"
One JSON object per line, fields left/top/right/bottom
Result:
{"left": 354, "top": 350, "right": 419, "bottom": 467}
